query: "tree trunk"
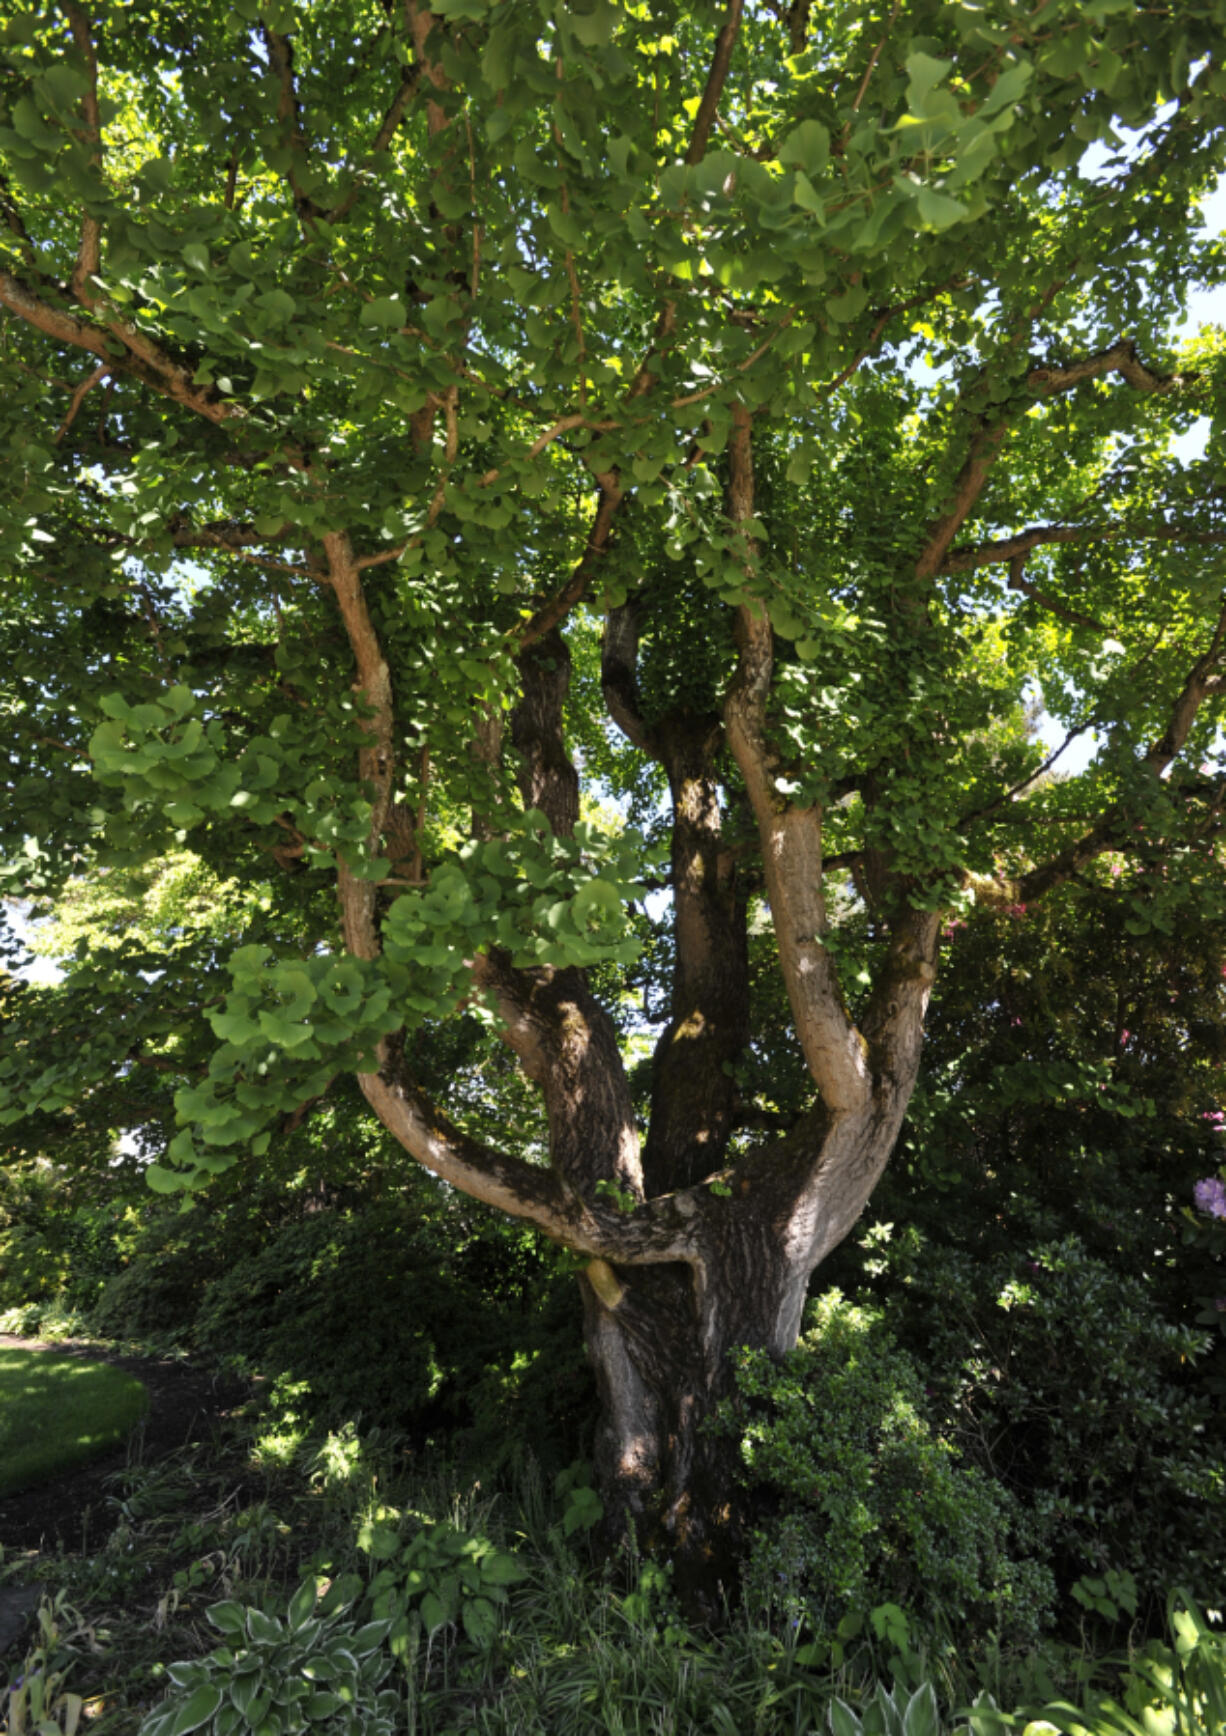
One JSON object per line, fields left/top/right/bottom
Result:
{"left": 579, "top": 1100, "right": 911, "bottom": 1606}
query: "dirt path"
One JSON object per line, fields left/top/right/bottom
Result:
{"left": 0, "top": 1336, "right": 248, "bottom": 1556}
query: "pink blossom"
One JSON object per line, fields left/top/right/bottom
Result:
{"left": 1109, "top": 862, "right": 1123, "bottom": 878}
{"left": 1194, "top": 1177, "right": 1226, "bottom": 1219}
{"left": 1006, "top": 903, "right": 1028, "bottom": 919}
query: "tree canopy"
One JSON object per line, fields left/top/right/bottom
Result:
{"left": 2, "top": 0, "right": 1225, "bottom": 1554}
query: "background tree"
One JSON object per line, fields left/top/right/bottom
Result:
{"left": 2, "top": 0, "right": 1225, "bottom": 1576}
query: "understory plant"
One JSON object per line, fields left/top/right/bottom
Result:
{"left": 851, "top": 1226, "right": 1226, "bottom": 1617}
{"left": 729, "top": 1290, "right": 1054, "bottom": 1653}
{"left": 139, "top": 1583, "right": 395, "bottom": 1736}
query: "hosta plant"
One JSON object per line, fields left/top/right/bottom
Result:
{"left": 138, "top": 1581, "right": 395, "bottom": 1736}
{"left": 828, "top": 1680, "right": 943, "bottom": 1736}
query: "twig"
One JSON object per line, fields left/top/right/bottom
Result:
{"left": 54, "top": 362, "right": 110, "bottom": 442}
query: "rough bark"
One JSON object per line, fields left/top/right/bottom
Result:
{"left": 642, "top": 714, "right": 751, "bottom": 1196}
{"left": 511, "top": 627, "right": 579, "bottom": 837}
{"left": 583, "top": 1086, "right": 933, "bottom": 1602}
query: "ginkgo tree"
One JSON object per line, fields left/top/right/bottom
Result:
{"left": 2, "top": 0, "right": 1226, "bottom": 1575}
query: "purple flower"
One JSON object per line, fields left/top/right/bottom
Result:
{"left": 1193, "top": 1177, "right": 1226, "bottom": 1220}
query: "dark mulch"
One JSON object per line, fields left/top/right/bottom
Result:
{"left": 0, "top": 1336, "right": 248, "bottom": 1556}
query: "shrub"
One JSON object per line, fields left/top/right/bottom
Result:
{"left": 0, "top": 1161, "right": 126, "bottom": 1311}
{"left": 190, "top": 1199, "right": 592, "bottom": 1458}
{"left": 860, "top": 1228, "right": 1226, "bottom": 1614}
{"left": 729, "top": 1291, "right": 1053, "bottom": 1650}
{"left": 88, "top": 1205, "right": 232, "bottom": 1342}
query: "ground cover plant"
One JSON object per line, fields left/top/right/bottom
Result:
{"left": 2, "top": 1394, "right": 1223, "bottom": 1736}
{"left": 0, "top": 1346, "right": 148, "bottom": 1496}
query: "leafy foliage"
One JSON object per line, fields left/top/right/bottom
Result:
{"left": 140, "top": 1584, "right": 396, "bottom": 1736}
{"left": 729, "top": 1292, "right": 1053, "bottom": 1650}
{"left": 359, "top": 1516, "right": 529, "bottom": 1654}
{"left": 2, "top": 0, "right": 1226, "bottom": 1585}
{"left": 852, "top": 1228, "right": 1226, "bottom": 1617}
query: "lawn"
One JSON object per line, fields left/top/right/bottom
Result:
{"left": 0, "top": 1349, "right": 149, "bottom": 1498}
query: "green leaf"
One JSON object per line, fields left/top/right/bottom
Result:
{"left": 914, "top": 184, "right": 967, "bottom": 229}
{"left": 981, "top": 59, "right": 1033, "bottom": 117}
{"left": 357, "top": 1519, "right": 401, "bottom": 1559}
{"left": 145, "top": 1162, "right": 187, "bottom": 1193}
{"left": 905, "top": 52, "right": 953, "bottom": 115}
{"left": 827, "top": 283, "right": 868, "bottom": 322}
{"left": 778, "top": 120, "right": 829, "bottom": 177}
{"left": 480, "top": 1550, "right": 529, "bottom": 1586}
{"left": 206, "top": 1601, "right": 247, "bottom": 1636}
{"left": 419, "top": 1590, "right": 448, "bottom": 1633}
{"left": 902, "top": 1683, "right": 940, "bottom": 1736}
{"left": 166, "top": 1683, "right": 223, "bottom": 1736}
{"left": 246, "top": 1609, "right": 281, "bottom": 1643}
{"left": 828, "top": 1698, "right": 864, "bottom": 1736}
{"left": 287, "top": 1578, "right": 317, "bottom": 1630}
{"left": 461, "top": 1595, "right": 498, "bottom": 1648}
{"left": 360, "top": 297, "right": 406, "bottom": 329}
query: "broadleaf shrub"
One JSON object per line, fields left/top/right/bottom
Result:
{"left": 860, "top": 1228, "right": 1226, "bottom": 1612}
{"left": 188, "top": 1199, "right": 591, "bottom": 1459}
{"left": 729, "top": 1291, "right": 1054, "bottom": 1649}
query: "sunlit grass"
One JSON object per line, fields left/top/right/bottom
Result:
{"left": 0, "top": 1348, "right": 149, "bottom": 1497}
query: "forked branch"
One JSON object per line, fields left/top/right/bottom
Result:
{"left": 915, "top": 340, "right": 1196, "bottom": 581}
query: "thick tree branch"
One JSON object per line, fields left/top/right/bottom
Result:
{"left": 1005, "top": 553, "right": 1106, "bottom": 630}
{"left": 1141, "top": 596, "right": 1226, "bottom": 779}
{"left": 518, "top": 471, "right": 624, "bottom": 648}
{"left": 325, "top": 59, "right": 422, "bottom": 221}
{"left": 914, "top": 420, "right": 1011, "bottom": 583}
{"left": 262, "top": 26, "right": 323, "bottom": 225}
{"left": 0, "top": 266, "right": 112, "bottom": 360}
{"left": 601, "top": 598, "right": 658, "bottom": 756}
{"left": 972, "top": 597, "right": 1226, "bottom": 908}
{"left": 512, "top": 627, "right": 579, "bottom": 837}
{"left": 643, "top": 715, "right": 751, "bottom": 1195}
{"left": 859, "top": 908, "right": 940, "bottom": 1096}
{"left": 722, "top": 406, "right": 871, "bottom": 1114}
{"left": 468, "top": 952, "right": 646, "bottom": 1201}
{"left": 321, "top": 530, "right": 395, "bottom": 957}
{"left": 363, "top": 1040, "right": 693, "bottom": 1261}
{"left": 685, "top": 0, "right": 744, "bottom": 166}
{"left": 55, "top": 361, "right": 109, "bottom": 443}
{"left": 945, "top": 518, "right": 1226, "bottom": 574}
{"left": 0, "top": 262, "right": 260, "bottom": 433}
{"left": 785, "top": 1, "right": 812, "bottom": 55}
{"left": 62, "top": 2, "right": 102, "bottom": 301}
{"left": 405, "top": 0, "right": 450, "bottom": 138}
